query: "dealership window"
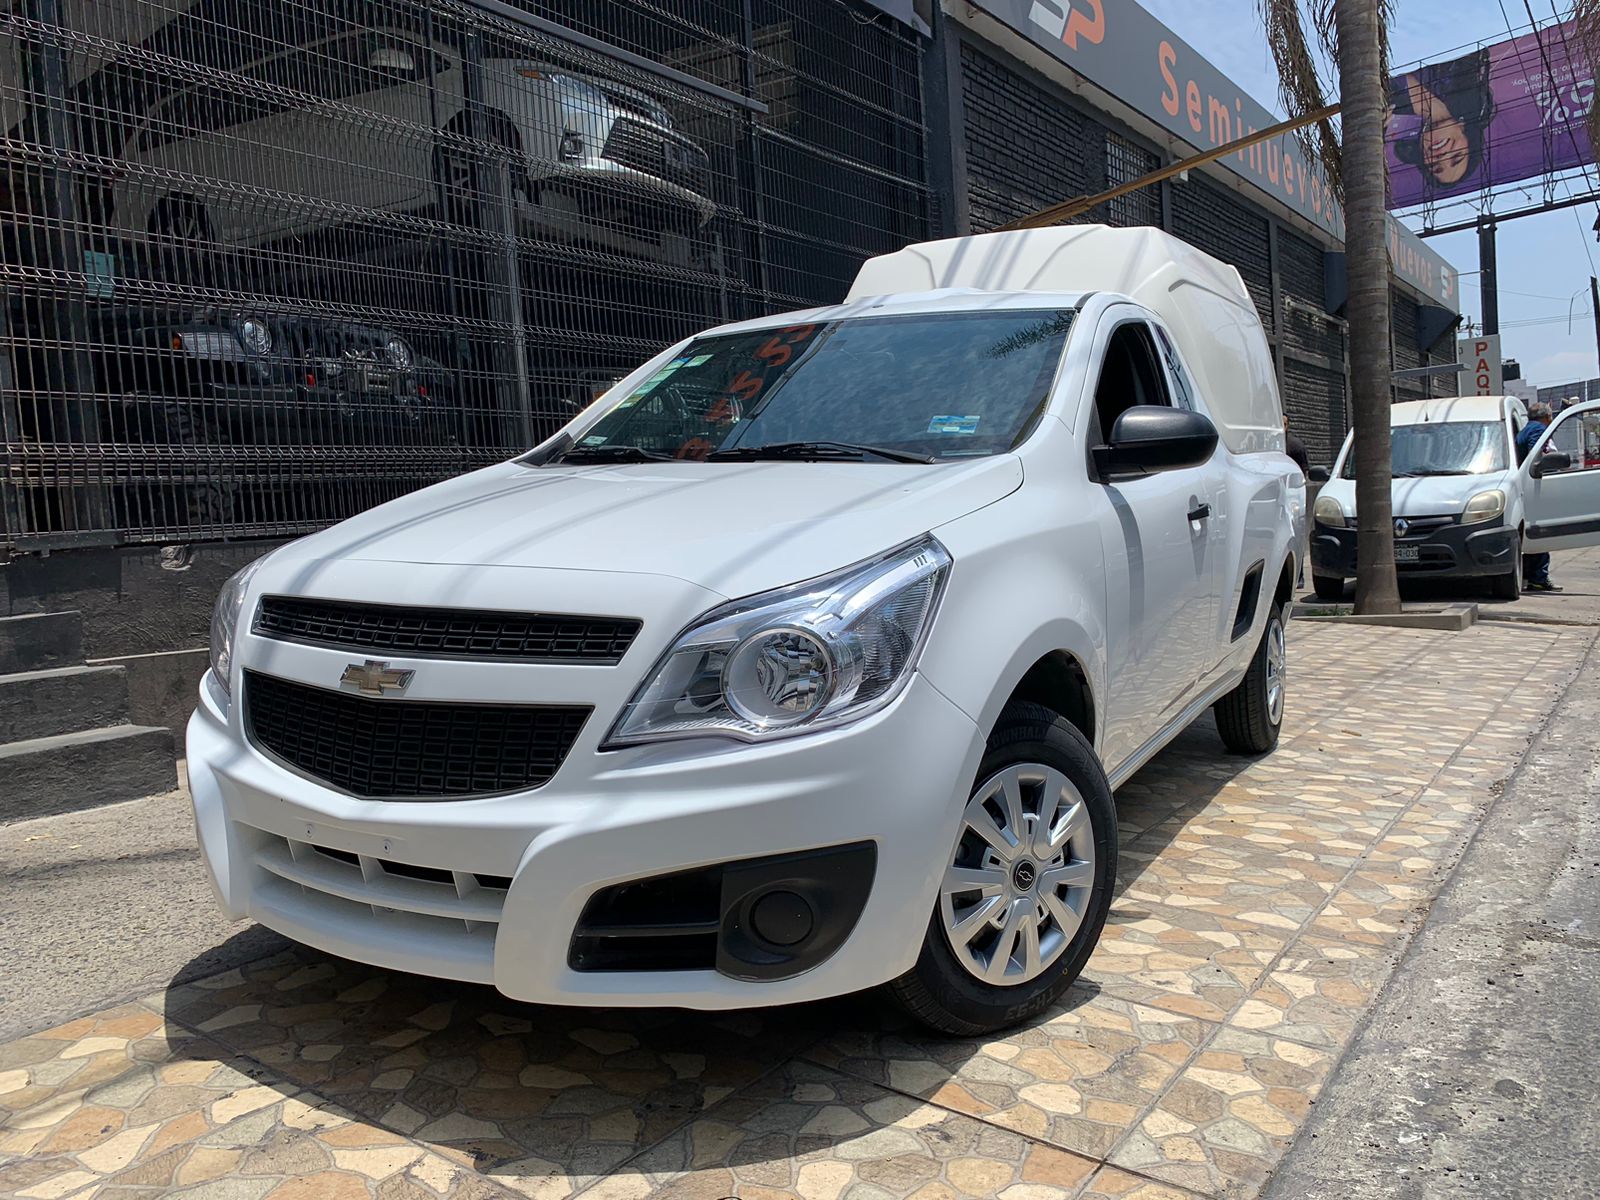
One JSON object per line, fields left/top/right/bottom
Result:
{"left": 1105, "top": 132, "right": 1159, "bottom": 228}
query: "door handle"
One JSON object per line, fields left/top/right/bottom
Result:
{"left": 1188, "top": 503, "right": 1211, "bottom": 522}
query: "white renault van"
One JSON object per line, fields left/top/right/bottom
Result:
{"left": 1311, "top": 395, "right": 1600, "bottom": 599}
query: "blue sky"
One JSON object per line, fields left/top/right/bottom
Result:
{"left": 1141, "top": 0, "right": 1599, "bottom": 389}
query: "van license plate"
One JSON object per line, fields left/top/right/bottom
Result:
{"left": 1395, "top": 545, "right": 1420, "bottom": 562}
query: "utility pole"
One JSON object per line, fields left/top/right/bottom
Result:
{"left": 1590, "top": 276, "right": 1600, "bottom": 376}
{"left": 1478, "top": 218, "right": 1499, "bottom": 335}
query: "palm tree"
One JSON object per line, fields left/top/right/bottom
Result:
{"left": 1260, "top": 0, "right": 1401, "bottom": 614}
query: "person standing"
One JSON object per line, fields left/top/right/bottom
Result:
{"left": 1516, "top": 402, "right": 1560, "bottom": 592}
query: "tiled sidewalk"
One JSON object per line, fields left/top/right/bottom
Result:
{"left": 1, "top": 620, "right": 1589, "bottom": 1200}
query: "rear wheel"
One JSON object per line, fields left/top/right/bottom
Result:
{"left": 1311, "top": 574, "right": 1345, "bottom": 601}
{"left": 148, "top": 193, "right": 214, "bottom": 243}
{"left": 1214, "top": 604, "right": 1286, "bottom": 755}
{"left": 890, "top": 702, "right": 1116, "bottom": 1035}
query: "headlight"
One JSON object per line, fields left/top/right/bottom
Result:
{"left": 209, "top": 559, "right": 263, "bottom": 697}
{"left": 606, "top": 536, "right": 952, "bottom": 746}
{"left": 384, "top": 337, "right": 412, "bottom": 369}
{"left": 238, "top": 318, "right": 273, "bottom": 356}
{"left": 1462, "top": 489, "right": 1505, "bottom": 524}
{"left": 1313, "top": 495, "right": 1348, "bottom": 527}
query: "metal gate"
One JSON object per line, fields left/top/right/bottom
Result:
{"left": 0, "top": 0, "right": 928, "bottom": 548}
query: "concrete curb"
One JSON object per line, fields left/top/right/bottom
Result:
{"left": 1291, "top": 601, "right": 1477, "bottom": 630}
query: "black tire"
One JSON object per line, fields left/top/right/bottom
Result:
{"left": 1214, "top": 602, "right": 1286, "bottom": 755}
{"left": 889, "top": 701, "right": 1117, "bottom": 1036}
{"left": 1488, "top": 567, "right": 1521, "bottom": 601}
{"left": 438, "top": 113, "right": 525, "bottom": 226}
{"left": 1488, "top": 534, "right": 1522, "bottom": 601}
{"left": 147, "top": 193, "right": 214, "bottom": 243}
{"left": 1311, "top": 574, "right": 1345, "bottom": 601}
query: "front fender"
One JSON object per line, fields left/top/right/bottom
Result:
{"left": 922, "top": 502, "right": 1108, "bottom": 755}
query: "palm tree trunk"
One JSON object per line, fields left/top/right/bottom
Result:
{"left": 1336, "top": 0, "right": 1400, "bottom": 614}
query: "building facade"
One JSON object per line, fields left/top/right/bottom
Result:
{"left": 0, "top": 0, "right": 1461, "bottom": 733}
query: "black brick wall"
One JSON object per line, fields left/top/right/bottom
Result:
{"left": 1429, "top": 333, "right": 1457, "bottom": 397}
{"left": 1392, "top": 292, "right": 1426, "bottom": 403}
{"left": 959, "top": 41, "right": 1106, "bottom": 231}
{"left": 1283, "top": 359, "right": 1347, "bottom": 468}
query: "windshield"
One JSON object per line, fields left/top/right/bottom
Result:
{"left": 1340, "top": 420, "right": 1507, "bottom": 478}
{"left": 560, "top": 309, "right": 1076, "bottom": 462}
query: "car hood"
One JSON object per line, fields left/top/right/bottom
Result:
{"left": 274, "top": 456, "right": 1024, "bottom": 600}
{"left": 1319, "top": 471, "right": 1510, "bottom": 519}
{"left": 1392, "top": 471, "right": 1510, "bottom": 516}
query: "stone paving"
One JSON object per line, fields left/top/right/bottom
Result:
{"left": 1, "top": 619, "right": 1591, "bottom": 1200}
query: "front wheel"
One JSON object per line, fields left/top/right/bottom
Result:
{"left": 1214, "top": 603, "right": 1286, "bottom": 755}
{"left": 1488, "top": 534, "right": 1522, "bottom": 601}
{"left": 890, "top": 701, "right": 1116, "bottom": 1035}
{"left": 1488, "top": 567, "right": 1522, "bottom": 601}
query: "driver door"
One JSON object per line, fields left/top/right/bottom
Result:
{"left": 1088, "top": 312, "right": 1222, "bottom": 770}
{"left": 1524, "top": 400, "right": 1600, "bottom": 552}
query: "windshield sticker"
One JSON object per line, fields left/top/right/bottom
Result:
{"left": 581, "top": 435, "right": 608, "bottom": 445}
{"left": 928, "top": 414, "right": 981, "bottom": 435}
{"left": 687, "top": 354, "right": 713, "bottom": 366}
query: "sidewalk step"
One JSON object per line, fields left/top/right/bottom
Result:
{"left": 0, "top": 665, "right": 130, "bottom": 743}
{"left": 0, "top": 725, "right": 178, "bottom": 823}
{"left": 0, "top": 611, "right": 84, "bottom": 674}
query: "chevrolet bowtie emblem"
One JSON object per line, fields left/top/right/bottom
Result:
{"left": 339, "top": 659, "right": 414, "bottom": 697}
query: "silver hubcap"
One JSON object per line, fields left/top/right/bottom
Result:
{"left": 940, "top": 763, "right": 1097, "bottom": 986}
{"left": 1265, "top": 616, "right": 1286, "bottom": 725}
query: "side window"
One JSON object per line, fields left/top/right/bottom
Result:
{"left": 1152, "top": 325, "right": 1196, "bottom": 411}
{"left": 1543, "top": 410, "right": 1600, "bottom": 473}
{"left": 1093, "top": 321, "right": 1172, "bottom": 439}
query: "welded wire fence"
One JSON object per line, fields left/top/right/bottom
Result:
{"left": 1, "top": 0, "right": 928, "bottom": 547}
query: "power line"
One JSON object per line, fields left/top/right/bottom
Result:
{"left": 1486, "top": 0, "right": 1599, "bottom": 278}
{"left": 1539, "top": 2, "right": 1600, "bottom": 274}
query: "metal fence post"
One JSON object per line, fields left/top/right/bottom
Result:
{"left": 461, "top": 25, "right": 533, "bottom": 449}
{"left": 18, "top": 0, "right": 110, "bottom": 539}
{"left": 739, "top": 0, "right": 770, "bottom": 309}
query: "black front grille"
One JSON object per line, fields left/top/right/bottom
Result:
{"left": 602, "top": 117, "right": 710, "bottom": 193}
{"left": 244, "top": 671, "right": 590, "bottom": 799}
{"left": 255, "top": 596, "right": 640, "bottom": 664}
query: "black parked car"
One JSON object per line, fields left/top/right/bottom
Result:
{"left": 86, "top": 307, "right": 466, "bottom": 531}
{"left": 95, "top": 307, "right": 460, "bottom": 449}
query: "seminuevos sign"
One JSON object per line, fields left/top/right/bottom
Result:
{"left": 971, "top": 0, "right": 1459, "bottom": 309}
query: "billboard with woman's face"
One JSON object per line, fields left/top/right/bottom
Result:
{"left": 1387, "top": 21, "right": 1595, "bottom": 209}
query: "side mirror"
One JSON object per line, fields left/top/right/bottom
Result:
{"left": 1308, "top": 465, "right": 1331, "bottom": 484}
{"left": 1529, "top": 450, "right": 1572, "bottom": 478}
{"left": 369, "top": 47, "right": 417, "bottom": 74}
{"left": 1093, "top": 406, "right": 1219, "bottom": 481}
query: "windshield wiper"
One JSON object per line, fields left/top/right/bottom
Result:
{"left": 558, "top": 444, "right": 674, "bottom": 463}
{"left": 707, "top": 440, "right": 936, "bottom": 464}
{"left": 1395, "top": 468, "right": 1473, "bottom": 477}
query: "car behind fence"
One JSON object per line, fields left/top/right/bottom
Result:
{"left": 0, "top": 0, "right": 929, "bottom": 549}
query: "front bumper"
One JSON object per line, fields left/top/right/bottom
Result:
{"left": 1310, "top": 518, "right": 1519, "bottom": 579}
{"left": 186, "top": 670, "right": 984, "bottom": 1009}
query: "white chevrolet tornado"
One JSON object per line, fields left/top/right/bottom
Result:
{"left": 189, "top": 226, "right": 1305, "bottom": 1033}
